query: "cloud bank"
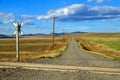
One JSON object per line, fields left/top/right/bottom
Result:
{"left": 87, "top": 0, "right": 111, "bottom": 3}
{"left": 0, "top": 12, "right": 36, "bottom": 26}
{"left": 0, "top": 4, "right": 120, "bottom": 25}
{"left": 37, "top": 4, "right": 120, "bottom": 22}
{"left": 0, "top": 12, "right": 15, "bottom": 25}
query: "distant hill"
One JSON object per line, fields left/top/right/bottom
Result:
{"left": 0, "top": 34, "right": 12, "bottom": 38}
{"left": 22, "top": 33, "right": 48, "bottom": 37}
{"left": 51, "top": 32, "right": 87, "bottom": 36}
{"left": 50, "top": 33, "right": 65, "bottom": 36}
{"left": 0, "top": 31, "right": 87, "bottom": 38}
{"left": 71, "top": 31, "right": 87, "bottom": 34}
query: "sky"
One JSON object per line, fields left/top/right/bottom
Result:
{"left": 0, "top": 0, "right": 120, "bottom": 35}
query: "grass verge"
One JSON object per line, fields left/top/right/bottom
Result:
{"left": 76, "top": 38, "right": 120, "bottom": 61}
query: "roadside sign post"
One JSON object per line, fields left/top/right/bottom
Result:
{"left": 13, "top": 22, "right": 23, "bottom": 61}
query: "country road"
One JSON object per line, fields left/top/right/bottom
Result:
{"left": 30, "top": 38, "right": 120, "bottom": 68}
{"left": 0, "top": 38, "right": 120, "bottom": 80}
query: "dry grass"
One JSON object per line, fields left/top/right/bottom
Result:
{"left": 75, "top": 33, "right": 120, "bottom": 60}
{"left": 0, "top": 36, "right": 69, "bottom": 61}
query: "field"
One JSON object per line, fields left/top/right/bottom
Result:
{"left": 0, "top": 36, "right": 69, "bottom": 61}
{"left": 75, "top": 33, "right": 120, "bottom": 60}
{"left": 1, "top": 33, "right": 120, "bottom": 61}
{"left": 83, "top": 38, "right": 120, "bottom": 51}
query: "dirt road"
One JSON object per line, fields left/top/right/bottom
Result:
{"left": 0, "top": 38, "right": 120, "bottom": 80}
{"left": 31, "top": 38, "right": 120, "bottom": 68}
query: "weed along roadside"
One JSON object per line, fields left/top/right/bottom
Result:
{"left": 38, "top": 39, "right": 70, "bottom": 59}
{"left": 75, "top": 33, "right": 120, "bottom": 61}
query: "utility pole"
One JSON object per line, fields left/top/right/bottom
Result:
{"left": 13, "top": 22, "right": 23, "bottom": 61}
{"left": 52, "top": 17, "right": 56, "bottom": 45}
{"left": 63, "top": 29, "right": 65, "bottom": 40}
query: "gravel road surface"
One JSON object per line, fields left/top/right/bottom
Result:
{"left": 29, "top": 38, "right": 120, "bottom": 68}
{"left": 0, "top": 38, "right": 120, "bottom": 80}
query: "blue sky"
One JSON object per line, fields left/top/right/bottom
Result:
{"left": 0, "top": 0, "right": 120, "bottom": 35}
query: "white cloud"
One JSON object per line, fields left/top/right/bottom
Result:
{"left": 23, "top": 19, "right": 35, "bottom": 25}
{"left": 96, "top": 0, "right": 104, "bottom": 3}
{"left": 21, "top": 15, "right": 35, "bottom": 19}
{"left": 87, "top": 0, "right": 93, "bottom": 2}
{"left": 0, "top": 12, "right": 37, "bottom": 26}
{"left": 0, "top": 12, "right": 14, "bottom": 19}
{"left": 0, "top": 12, "right": 15, "bottom": 25}
{"left": 37, "top": 4, "right": 120, "bottom": 22}
{"left": 87, "top": 0, "right": 111, "bottom": 3}
{"left": 3, "top": 19, "right": 14, "bottom": 24}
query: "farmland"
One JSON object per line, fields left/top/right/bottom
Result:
{"left": 0, "top": 33, "right": 120, "bottom": 61}
{"left": 0, "top": 36, "right": 69, "bottom": 61}
{"left": 1, "top": 34, "right": 120, "bottom": 80}
{"left": 75, "top": 33, "right": 120, "bottom": 60}
{"left": 82, "top": 38, "right": 120, "bottom": 51}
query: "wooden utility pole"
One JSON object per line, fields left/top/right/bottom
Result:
{"left": 52, "top": 17, "right": 56, "bottom": 45}
{"left": 63, "top": 29, "right": 65, "bottom": 40}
